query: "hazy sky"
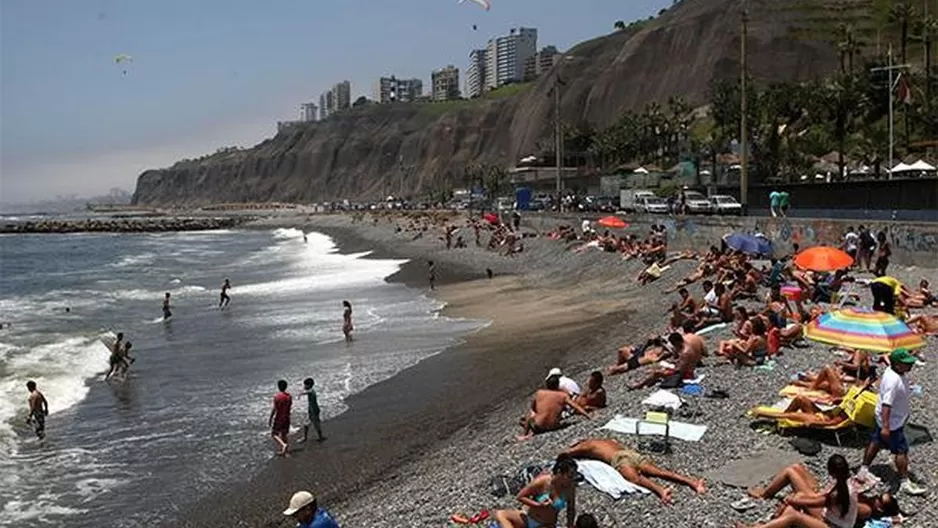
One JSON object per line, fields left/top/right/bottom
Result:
{"left": 1, "top": 0, "right": 667, "bottom": 203}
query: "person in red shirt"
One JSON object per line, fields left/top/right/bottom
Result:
{"left": 269, "top": 379, "right": 292, "bottom": 456}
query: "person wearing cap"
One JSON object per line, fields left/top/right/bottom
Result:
{"left": 546, "top": 368, "right": 581, "bottom": 398}
{"left": 858, "top": 349, "right": 926, "bottom": 496}
{"left": 282, "top": 491, "right": 340, "bottom": 528}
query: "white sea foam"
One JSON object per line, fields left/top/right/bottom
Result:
{"left": 272, "top": 227, "right": 304, "bottom": 240}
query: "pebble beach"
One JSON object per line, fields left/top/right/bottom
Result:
{"left": 184, "top": 212, "right": 938, "bottom": 528}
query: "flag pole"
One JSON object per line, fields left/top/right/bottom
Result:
{"left": 888, "top": 44, "right": 893, "bottom": 180}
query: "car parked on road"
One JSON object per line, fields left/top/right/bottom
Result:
{"left": 680, "top": 189, "right": 713, "bottom": 214}
{"left": 709, "top": 194, "right": 743, "bottom": 215}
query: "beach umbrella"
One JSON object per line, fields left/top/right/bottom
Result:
{"left": 597, "top": 216, "right": 628, "bottom": 229}
{"left": 794, "top": 246, "right": 854, "bottom": 272}
{"left": 724, "top": 233, "right": 773, "bottom": 256}
{"left": 804, "top": 308, "right": 926, "bottom": 353}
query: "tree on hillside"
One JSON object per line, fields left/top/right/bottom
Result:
{"left": 614, "top": 20, "right": 625, "bottom": 30}
{"left": 822, "top": 74, "right": 869, "bottom": 180}
{"left": 916, "top": 15, "right": 938, "bottom": 119}
{"left": 890, "top": 2, "right": 917, "bottom": 65}
{"left": 353, "top": 96, "right": 370, "bottom": 107}
{"left": 836, "top": 23, "right": 861, "bottom": 73}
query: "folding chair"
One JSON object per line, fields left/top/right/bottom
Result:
{"left": 636, "top": 410, "right": 672, "bottom": 454}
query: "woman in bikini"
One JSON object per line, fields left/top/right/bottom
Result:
{"left": 494, "top": 454, "right": 579, "bottom": 528}
{"left": 719, "top": 317, "right": 768, "bottom": 366}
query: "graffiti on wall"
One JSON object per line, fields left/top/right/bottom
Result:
{"left": 752, "top": 218, "right": 937, "bottom": 254}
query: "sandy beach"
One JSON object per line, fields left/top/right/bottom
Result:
{"left": 178, "top": 212, "right": 938, "bottom": 528}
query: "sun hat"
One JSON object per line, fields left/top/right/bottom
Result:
{"left": 890, "top": 349, "right": 917, "bottom": 366}
{"left": 546, "top": 368, "right": 563, "bottom": 380}
{"left": 283, "top": 491, "right": 315, "bottom": 516}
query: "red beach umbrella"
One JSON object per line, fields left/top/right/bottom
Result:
{"left": 597, "top": 216, "right": 628, "bottom": 229}
{"left": 794, "top": 246, "right": 854, "bottom": 272}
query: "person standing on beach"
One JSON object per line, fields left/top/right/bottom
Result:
{"left": 25, "top": 381, "right": 49, "bottom": 441}
{"left": 219, "top": 278, "right": 231, "bottom": 308}
{"left": 300, "top": 378, "right": 325, "bottom": 443}
{"left": 858, "top": 349, "right": 927, "bottom": 496}
{"left": 162, "top": 292, "right": 172, "bottom": 320}
{"left": 428, "top": 260, "right": 436, "bottom": 291}
{"left": 342, "top": 301, "right": 353, "bottom": 342}
{"left": 269, "top": 380, "right": 293, "bottom": 456}
{"left": 105, "top": 332, "right": 125, "bottom": 381}
{"left": 282, "top": 491, "right": 341, "bottom": 528}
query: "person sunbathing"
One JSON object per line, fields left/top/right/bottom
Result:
{"left": 493, "top": 454, "right": 579, "bottom": 528}
{"left": 694, "top": 283, "right": 734, "bottom": 329}
{"left": 723, "top": 317, "right": 769, "bottom": 367}
{"left": 742, "top": 456, "right": 901, "bottom": 528}
{"left": 574, "top": 371, "right": 607, "bottom": 412}
{"left": 677, "top": 288, "right": 699, "bottom": 316}
{"left": 608, "top": 337, "right": 670, "bottom": 375}
{"left": 906, "top": 279, "right": 937, "bottom": 308}
{"left": 518, "top": 376, "right": 591, "bottom": 440}
{"left": 562, "top": 438, "right": 705, "bottom": 504}
{"left": 792, "top": 366, "right": 852, "bottom": 398}
{"left": 748, "top": 395, "right": 848, "bottom": 427}
{"left": 661, "top": 249, "right": 697, "bottom": 266}
{"left": 907, "top": 313, "right": 938, "bottom": 335}
{"left": 664, "top": 264, "right": 713, "bottom": 293}
{"left": 628, "top": 332, "right": 702, "bottom": 390}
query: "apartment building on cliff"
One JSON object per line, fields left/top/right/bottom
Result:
{"left": 431, "top": 66, "right": 460, "bottom": 101}
{"left": 465, "top": 49, "right": 488, "bottom": 98}
{"left": 374, "top": 76, "right": 424, "bottom": 103}
{"left": 485, "top": 27, "right": 537, "bottom": 90}
{"left": 319, "top": 80, "right": 351, "bottom": 119}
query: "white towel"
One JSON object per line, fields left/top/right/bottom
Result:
{"left": 575, "top": 459, "right": 650, "bottom": 499}
{"left": 641, "top": 389, "right": 682, "bottom": 410}
{"left": 696, "top": 322, "right": 728, "bottom": 336}
{"left": 601, "top": 414, "right": 708, "bottom": 442}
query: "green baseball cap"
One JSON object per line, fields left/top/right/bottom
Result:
{"left": 890, "top": 349, "right": 917, "bottom": 365}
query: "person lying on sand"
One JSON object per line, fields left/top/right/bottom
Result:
{"left": 608, "top": 337, "right": 670, "bottom": 376}
{"left": 664, "top": 264, "right": 713, "bottom": 293}
{"left": 907, "top": 313, "right": 938, "bottom": 335}
{"left": 740, "top": 456, "right": 901, "bottom": 528}
{"left": 493, "top": 454, "right": 579, "bottom": 528}
{"left": 748, "top": 395, "right": 848, "bottom": 427}
{"left": 906, "top": 279, "right": 937, "bottom": 308}
{"left": 562, "top": 438, "right": 705, "bottom": 504}
{"left": 792, "top": 364, "right": 876, "bottom": 399}
{"left": 628, "top": 332, "right": 702, "bottom": 390}
{"left": 574, "top": 371, "right": 607, "bottom": 412}
{"left": 518, "top": 376, "right": 591, "bottom": 440}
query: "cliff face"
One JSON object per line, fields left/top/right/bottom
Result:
{"left": 133, "top": 0, "right": 842, "bottom": 206}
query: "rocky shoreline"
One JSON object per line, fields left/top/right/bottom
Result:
{"left": 0, "top": 216, "right": 254, "bottom": 234}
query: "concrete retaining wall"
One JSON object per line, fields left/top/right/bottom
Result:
{"left": 518, "top": 212, "right": 938, "bottom": 267}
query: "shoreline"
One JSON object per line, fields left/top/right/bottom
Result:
{"left": 174, "top": 215, "right": 640, "bottom": 527}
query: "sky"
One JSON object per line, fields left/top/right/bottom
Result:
{"left": 0, "top": 0, "right": 668, "bottom": 203}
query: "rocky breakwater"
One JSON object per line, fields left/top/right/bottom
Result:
{"left": 0, "top": 216, "right": 252, "bottom": 234}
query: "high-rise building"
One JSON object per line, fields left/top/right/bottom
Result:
{"left": 536, "top": 46, "right": 560, "bottom": 76}
{"left": 318, "top": 81, "right": 351, "bottom": 119}
{"left": 465, "top": 48, "right": 488, "bottom": 98}
{"left": 431, "top": 66, "right": 460, "bottom": 101}
{"left": 485, "top": 27, "right": 537, "bottom": 90}
{"left": 373, "top": 76, "right": 424, "bottom": 103}
{"left": 300, "top": 102, "right": 318, "bottom": 122}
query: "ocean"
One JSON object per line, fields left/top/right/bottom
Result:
{"left": 0, "top": 227, "right": 484, "bottom": 527}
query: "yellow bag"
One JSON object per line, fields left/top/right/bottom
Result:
{"left": 839, "top": 385, "right": 877, "bottom": 429}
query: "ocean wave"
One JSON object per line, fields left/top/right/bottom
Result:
{"left": 109, "top": 252, "right": 157, "bottom": 268}
{"left": 0, "top": 334, "right": 111, "bottom": 453}
{"left": 272, "top": 227, "right": 304, "bottom": 240}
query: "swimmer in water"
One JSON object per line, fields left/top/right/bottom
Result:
{"left": 105, "top": 332, "right": 125, "bottom": 380}
{"left": 428, "top": 260, "right": 436, "bottom": 291}
{"left": 342, "top": 300, "right": 353, "bottom": 342}
{"left": 26, "top": 381, "right": 49, "bottom": 440}
{"left": 303, "top": 233, "right": 308, "bottom": 243}
{"left": 163, "top": 292, "right": 172, "bottom": 320}
{"left": 219, "top": 278, "right": 231, "bottom": 308}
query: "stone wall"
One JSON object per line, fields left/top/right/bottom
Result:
{"left": 520, "top": 212, "right": 938, "bottom": 267}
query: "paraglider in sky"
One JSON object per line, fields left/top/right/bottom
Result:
{"left": 114, "top": 54, "right": 133, "bottom": 76}
{"left": 472, "top": 24, "right": 477, "bottom": 30}
{"left": 459, "top": 0, "right": 491, "bottom": 11}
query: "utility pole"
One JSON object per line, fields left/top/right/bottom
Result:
{"left": 871, "top": 45, "right": 910, "bottom": 180}
{"left": 553, "top": 73, "right": 564, "bottom": 211}
{"left": 739, "top": 5, "right": 749, "bottom": 213}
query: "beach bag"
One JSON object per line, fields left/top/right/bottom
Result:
{"left": 767, "top": 328, "right": 781, "bottom": 356}
{"left": 789, "top": 437, "right": 822, "bottom": 456}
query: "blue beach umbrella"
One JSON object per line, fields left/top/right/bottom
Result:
{"left": 724, "top": 233, "right": 773, "bottom": 257}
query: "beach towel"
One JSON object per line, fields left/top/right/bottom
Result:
{"left": 601, "top": 415, "right": 708, "bottom": 442}
{"left": 641, "top": 389, "right": 682, "bottom": 410}
{"left": 696, "top": 322, "right": 728, "bottom": 336}
{"left": 705, "top": 449, "right": 803, "bottom": 489}
{"left": 574, "top": 459, "right": 650, "bottom": 499}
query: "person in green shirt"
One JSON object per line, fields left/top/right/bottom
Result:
{"left": 300, "top": 378, "right": 325, "bottom": 443}
{"left": 779, "top": 191, "right": 790, "bottom": 217}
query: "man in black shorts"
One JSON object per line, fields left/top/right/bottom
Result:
{"left": 219, "top": 278, "right": 232, "bottom": 308}
{"left": 26, "top": 381, "right": 49, "bottom": 440}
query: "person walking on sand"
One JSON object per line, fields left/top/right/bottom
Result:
{"left": 282, "top": 490, "right": 341, "bottom": 528}
{"left": 269, "top": 380, "right": 293, "bottom": 456}
{"left": 342, "top": 301, "right": 353, "bottom": 342}
{"left": 25, "top": 381, "right": 49, "bottom": 441}
{"left": 219, "top": 278, "right": 231, "bottom": 308}
{"left": 300, "top": 378, "right": 325, "bottom": 443}
{"left": 162, "top": 292, "right": 172, "bottom": 320}
{"left": 428, "top": 260, "right": 436, "bottom": 291}
{"left": 857, "top": 349, "right": 927, "bottom": 496}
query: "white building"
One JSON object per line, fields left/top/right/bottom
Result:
{"left": 300, "top": 102, "right": 318, "bottom": 122}
{"left": 431, "top": 66, "right": 460, "bottom": 101}
{"left": 373, "top": 76, "right": 423, "bottom": 103}
{"left": 465, "top": 48, "right": 488, "bottom": 98}
{"left": 485, "top": 27, "right": 537, "bottom": 90}
{"left": 318, "top": 81, "right": 351, "bottom": 119}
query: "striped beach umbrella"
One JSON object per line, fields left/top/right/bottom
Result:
{"left": 804, "top": 308, "right": 925, "bottom": 353}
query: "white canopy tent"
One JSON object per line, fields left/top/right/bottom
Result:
{"left": 908, "top": 159, "right": 936, "bottom": 171}
{"left": 890, "top": 162, "right": 914, "bottom": 173}
{"left": 633, "top": 167, "right": 649, "bottom": 174}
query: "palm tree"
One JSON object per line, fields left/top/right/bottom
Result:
{"left": 614, "top": 20, "right": 625, "bottom": 31}
{"left": 822, "top": 74, "right": 868, "bottom": 180}
{"left": 836, "top": 23, "right": 862, "bottom": 73}
{"left": 918, "top": 15, "right": 938, "bottom": 119}
{"left": 890, "top": 2, "right": 916, "bottom": 65}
